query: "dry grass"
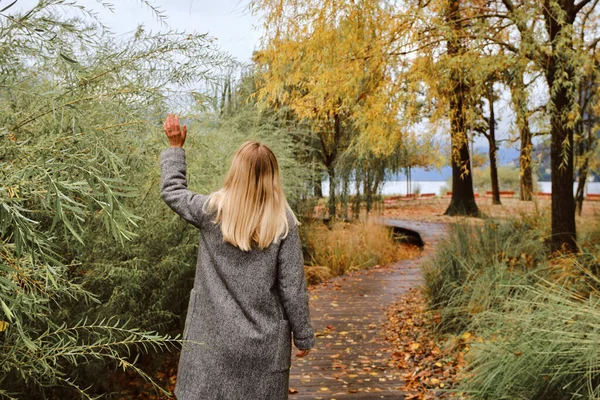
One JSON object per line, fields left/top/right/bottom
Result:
{"left": 300, "top": 218, "right": 418, "bottom": 285}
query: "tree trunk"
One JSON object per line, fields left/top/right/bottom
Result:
{"left": 327, "top": 165, "right": 336, "bottom": 219}
{"left": 341, "top": 172, "right": 350, "bottom": 221}
{"left": 445, "top": 132, "right": 480, "bottom": 216}
{"left": 364, "top": 170, "right": 374, "bottom": 212}
{"left": 314, "top": 178, "right": 323, "bottom": 198}
{"left": 575, "top": 113, "right": 593, "bottom": 216}
{"left": 549, "top": 96, "right": 577, "bottom": 252}
{"left": 510, "top": 72, "right": 534, "bottom": 201}
{"left": 575, "top": 74, "right": 596, "bottom": 216}
{"left": 519, "top": 123, "right": 533, "bottom": 201}
{"left": 575, "top": 158, "right": 587, "bottom": 216}
{"left": 352, "top": 173, "right": 361, "bottom": 220}
{"left": 487, "top": 88, "right": 501, "bottom": 205}
{"left": 543, "top": 6, "right": 577, "bottom": 253}
{"left": 443, "top": 0, "right": 480, "bottom": 217}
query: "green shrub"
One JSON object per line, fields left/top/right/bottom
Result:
{"left": 0, "top": 2, "right": 229, "bottom": 397}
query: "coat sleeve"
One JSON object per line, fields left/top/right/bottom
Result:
{"left": 160, "top": 147, "right": 208, "bottom": 229}
{"left": 277, "top": 218, "right": 316, "bottom": 350}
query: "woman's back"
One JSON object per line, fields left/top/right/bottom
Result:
{"left": 160, "top": 144, "right": 315, "bottom": 400}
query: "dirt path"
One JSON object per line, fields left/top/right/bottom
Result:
{"left": 289, "top": 221, "right": 447, "bottom": 399}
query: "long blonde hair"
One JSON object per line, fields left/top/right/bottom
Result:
{"left": 203, "top": 141, "right": 298, "bottom": 251}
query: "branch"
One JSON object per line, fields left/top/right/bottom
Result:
{"left": 501, "top": 0, "right": 516, "bottom": 12}
{"left": 573, "top": 0, "right": 595, "bottom": 16}
{"left": 588, "top": 36, "right": 600, "bottom": 50}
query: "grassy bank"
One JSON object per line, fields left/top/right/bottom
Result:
{"left": 300, "top": 219, "right": 419, "bottom": 285}
{"left": 422, "top": 216, "right": 600, "bottom": 399}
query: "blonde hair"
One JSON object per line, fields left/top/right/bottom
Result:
{"left": 203, "top": 141, "right": 298, "bottom": 251}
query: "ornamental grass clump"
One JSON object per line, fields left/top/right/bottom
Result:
{"left": 300, "top": 219, "right": 416, "bottom": 282}
{"left": 422, "top": 218, "right": 549, "bottom": 333}
{"left": 456, "top": 262, "right": 600, "bottom": 399}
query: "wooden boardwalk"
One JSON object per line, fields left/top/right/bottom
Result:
{"left": 289, "top": 220, "right": 447, "bottom": 399}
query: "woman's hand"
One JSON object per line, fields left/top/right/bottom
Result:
{"left": 295, "top": 349, "right": 310, "bottom": 358}
{"left": 163, "top": 114, "right": 187, "bottom": 148}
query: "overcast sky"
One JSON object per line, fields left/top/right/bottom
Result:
{"left": 14, "top": 0, "right": 261, "bottom": 62}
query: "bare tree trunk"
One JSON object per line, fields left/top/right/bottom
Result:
{"left": 443, "top": 0, "right": 480, "bottom": 217}
{"left": 314, "top": 179, "right": 323, "bottom": 198}
{"left": 508, "top": 68, "right": 534, "bottom": 201}
{"left": 487, "top": 87, "right": 501, "bottom": 205}
{"left": 575, "top": 158, "right": 588, "bottom": 216}
{"left": 352, "top": 173, "right": 361, "bottom": 220}
{"left": 544, "top": 10, "right": 577, "bottom": 252}
{"left": 519, "top": 123, "right": 534, "bottom": 201}
{"left": 327, "top": 165, "right": 336, "bottom": 219}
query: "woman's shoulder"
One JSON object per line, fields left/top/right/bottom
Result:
{"left": 285, "top": 209, "right": 299, "bottom": 230}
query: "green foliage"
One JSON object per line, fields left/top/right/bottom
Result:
{"left": 0, "top": 1, "right": 232, "bottom": 397}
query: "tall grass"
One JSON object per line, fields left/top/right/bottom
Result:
{"left": 423, "top": 218, "right": 600, "bottom": 399}
{"left": 458, "top": 263, "right": 600, "bottom": 399}
{"left": 300, "top": 219, "right": 417, "bottom": 284}
{"left": 422, "top": 218, "right": 548, "bottom": 333}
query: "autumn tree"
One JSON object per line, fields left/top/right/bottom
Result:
{"left": 251, "top": 0, "right": 429, "bottom": 218}
{"left": 437, "top": 0, "right": 481, "bottom": 216}
{"left": 504, "top": 59, "right": 540, "bottom": 201}
{"left": 486, "top": 0, "right": 600, "bottom": 251}
{"left": 574, "top": 21, "right": 600, "bottom": 215}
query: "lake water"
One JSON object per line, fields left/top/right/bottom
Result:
{"left": 321, "top": 181, "right": 600, "bottom": 196}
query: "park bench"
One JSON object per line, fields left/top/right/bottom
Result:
{"left": 587, "top": 193, "right": 600, "bottom": 201}
{"left": 384, "top": 195, "right": 402, "bottom": 204}
{"left": 534, "top": 192, "right": 552, "bottom": 198}
{"left": 485, "top": 190, "right": 516, "bottom": 198}
{"left": 443, "top": 192, "right": 479, "bottom": 198}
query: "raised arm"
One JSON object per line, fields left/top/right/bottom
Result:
{"left": 159, "top": 114, "right": 207, "bottom": 229}
{"left": 277, "top": 218, "right": 315, "bottom": 351}
{"left": 160, "top": 147, "right": 207, "bottom": 229}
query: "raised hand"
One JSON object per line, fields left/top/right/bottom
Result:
{"left": 163, "top": 113, "right": 187, "bottom": 148}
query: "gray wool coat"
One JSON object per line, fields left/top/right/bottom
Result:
{"left": 159, "top": 147, "right": 315, "bottom": 400}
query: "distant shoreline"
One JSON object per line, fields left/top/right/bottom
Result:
{"left": 320, "top": 181, "right": 600, "bottom": 196}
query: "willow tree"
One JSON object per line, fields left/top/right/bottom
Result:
{"left": 504, "top": 58, "right": 539, "bottom": 201}
{"left": 574, "top": 18, "right": 600, "bottom": 216}
{"left": 0, "top": 1, "right": 229, "bottom": 397}
{"left": 251, "top": 0, "right": 423, "bottom": 218}
{"left": 486, "top": 0, "right": 600, "bottom": 252}
{"left": 399, "top": 0, "right": 485, "bottom": 216}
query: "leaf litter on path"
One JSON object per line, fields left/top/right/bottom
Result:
{"left": 384, "top": 287, "right": 471, "bottom": 399}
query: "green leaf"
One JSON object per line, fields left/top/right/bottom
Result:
{"left": 59, "top": 53, "right": 79, "bottom": 64}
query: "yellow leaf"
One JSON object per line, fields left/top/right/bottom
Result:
{"left": 0, "top": 321, "right": 8, "bottom": 332}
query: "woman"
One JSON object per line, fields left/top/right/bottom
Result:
{"left": 160, "top": 114, "right": 315, "bottom": 399}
